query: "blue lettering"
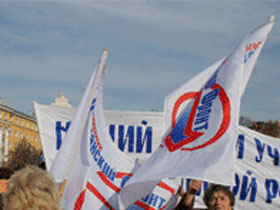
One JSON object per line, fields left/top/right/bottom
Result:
{"left": 97, "top": 156, "right": 105, "bottom": 168}
{"left": 110, "top": 124, "right": 153, "bottom": 154}
{"left": 267, "top": 145, "right": 279, "bottom": 166}
{"left": 201, "top": 88, "right": 219, "bottom": 104}
{"left": 90, "top": 98, "right": 96, "bottom": 111}
{"left": 148, "top": 193, "right": 159, "bottom": 207}
{"left": 196, "top": 109, "right": 211, "bottom": 118}
{"left": 194, "top": 89, "right": 219, "bottom": 131}
{"left": 232, "top": 173, "right": 240, "bottom": 196}
{"left": 236, "top": 134, "right": 245, "bottom": 159}
{"left": 90, "top": 134, "right": 95, "bottom": 146}
{"left": 265, "top": 179, "right": 279, "bottom": 203}
{"left": 108, "top": 169, "right": 116, "bottom": 181}
{"left": 118, "top": 125, "right": 134, "bottom": 152}
{"left": 239, "top": 171, "right": 257, "bottom": 202}
{"left": 55, "top": 121, "right": 71, "bottom": 150}
{"left": 102, "top": 163, "right": 110, "bottom": 175}
{"left": 205, "top": 71, "right": 218, "bottom": 89}
{"left": 109, "top": 124, "right": 115, "bottom": 142}
{"left": 142, "top": 194, "right": 149, "bottom": 202}
{"left": 90, "top": 141, "right": 97, "bottom": 154}
{"left": 136, "top": 125, "right": 152, "bottom": 153}
{"left": 194, "top": 116, "right": 209, "bottom": 125}
{"left": 197, "top": 102, "right": 212, "bottom": 112}
{"left": 120, "top": 176, "right": 130, "bottom": 188}
{"left": 89, "top": 125, "right": 117, "bottom": 183}
{"left": 255, "top": 138, "right": 265, "bottom": 163}
{"left": 158, "top": 197, "right": 166, "bottom": 209}
{"left": 194, "top": 122, "right": 208, "bottom": 131}
{"left": 94, "top": 150, "right": 100, "bottom": 162}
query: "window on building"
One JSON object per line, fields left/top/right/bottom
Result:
{"left": 16, "top": 118, "right": 18, "bottom": 124}
{"left": 0, "top": 112, "right": 2, "bottom": 119}
{"left": 21, "top": 120, "right": 24, "bottom": 126}
{"left": 5, "top": 114, "right": 8, "bottom": 120}
{"left": 15, "top": 131, "right": 18, "bottom": 138}
{"left": 30, "top": 135, "right": 33, "bottom": 141}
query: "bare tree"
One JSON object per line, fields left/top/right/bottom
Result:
{"left": 8, "top": 138, "right": 41, "bottom": 171}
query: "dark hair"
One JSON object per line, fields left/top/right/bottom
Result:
{"left": 203, "top": 184, "right": 235, "bottom": 207}
{"left": 0, "top": 168, "right": 14, "bottom": 179}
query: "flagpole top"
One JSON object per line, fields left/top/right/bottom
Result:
{"left": 268, "top": 15, "right": 275, "bottom": 22}
{"left": 103, "top": 48, "right": 109, "bottom": 52}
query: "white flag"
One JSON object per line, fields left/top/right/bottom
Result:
{"left": 49, "top": 49, "right": 109, "bottom": 208}
{"left": 48, "top": 49, "right": 179, "bottom": 209}
{"left": 119, "top": 17, "right": 274, "bottom": 208}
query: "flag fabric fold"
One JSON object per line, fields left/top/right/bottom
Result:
{"left": 49, "top": 49, "right": 179, "bottom": 209}
{"left": 50, "top": 49, "right": 109, "bottom": 183}
{"left": 119, "top": 17, "right": 274, "bottom": 209}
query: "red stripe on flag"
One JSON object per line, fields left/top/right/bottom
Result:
{"left": 92, "top": 115, "right": 103, "bottom": 151}
{"left": 74, "top": 189, "right": 86, "bottom": 210}
{"left": 135, "top": 201, "right": 156, "bottom": 210}
{"left": 86, "top": 181, "right": 115, "bottom": 210}
{"left": 97, "top": 171, "right": 121, "bottom": 193}
{"left": 160, "top": 205, "right": 166, "bottom": 210}
{"left": 115, "top": 172, "right": 133, "bottom": 179}
{"left": 157, "top": 181, "right": 176, "bottom": 195}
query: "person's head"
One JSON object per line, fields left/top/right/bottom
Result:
{"left": 3, "top": 165, "right": 61, "bottom": 210}
{"left": 203, "top": 184, "right": 234, "bottom": 210}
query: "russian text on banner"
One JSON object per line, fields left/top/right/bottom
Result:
{"left": 119, "top": 17, "right": 274, "bottom": 209}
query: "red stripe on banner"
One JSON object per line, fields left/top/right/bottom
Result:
{"left": 92, "top": 115, "right": 103, "bottom": 151}
{"left": 97, "top": 171, "right": 121, "bottom": 193}
{"left": 74, "top": 189, "right": 86, "bottom": 210}
{"left": 157, "top": 181, "right": 176, "bottom": 195}
{"left": 86, "top": 181, "right": 116, "bottom": 210}
{"left": 135, "top": 201, "right": 156, "bottom": 210}
{"left": 115, "top": 172, "right": 133, "bottom": 179}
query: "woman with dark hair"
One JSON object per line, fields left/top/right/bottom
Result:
{"left": 203, "top": 184, "right": 234, "bottom": 210}
{"left": 175, "top": 180, "right": 235, "bottom": 210}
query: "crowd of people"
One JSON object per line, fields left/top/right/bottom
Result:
{"left": 0, "top": 162, "right": 235, "bottom": 210}
{"left": 0, "top": 141, "right": 237, "bottom": 210}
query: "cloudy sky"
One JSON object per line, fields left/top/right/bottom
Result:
{"left": 0, "top": 0, "right": 279, "bottom": 121}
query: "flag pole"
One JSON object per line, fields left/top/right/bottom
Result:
{"left": 57, "top": 49, "right": 109, "bottom": 196}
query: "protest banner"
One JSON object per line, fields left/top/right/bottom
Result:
{"left": 34, "top": 104, "right": 280, "bottom": 209}
{"left": 34, "top": 17, "right": 274, "bottom": 209}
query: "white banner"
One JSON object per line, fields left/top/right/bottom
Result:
{"left": 34, "top": 105, "right": 280, "bottom": 209}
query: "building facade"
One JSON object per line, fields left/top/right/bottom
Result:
{"left": 0, "top": 103, "right": 41, "bottom": 164}
{"left": 0, "top": 93, "right": 72, "bottom": 165}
